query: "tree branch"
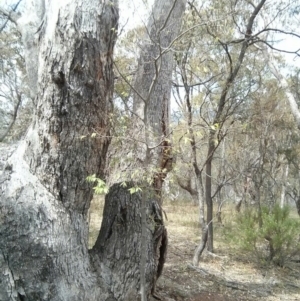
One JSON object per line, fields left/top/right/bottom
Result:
{"left": 0, "top": 0, "right": 22, "bottom": 30}
{"left": 0, "top": 93, "right": 22, "bottom": 142}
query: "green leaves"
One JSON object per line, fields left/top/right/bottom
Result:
{"left": 225, "top": 205, "right": 300, "bottom": 266}
{"left": 128, "top": 186, "right": 142, "bottom": 194}
{"left": 86, "top": 176, "right": 142, "bottom": 195}
{"left": 86, "top": 174, "right": 109, "bottom": 195}
{"left": 210, "top": 123, "right": 219, "bottom": 131}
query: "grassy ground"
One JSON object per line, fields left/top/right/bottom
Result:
{"left": 88, "top": 197, "right": 300, "bottom": 301}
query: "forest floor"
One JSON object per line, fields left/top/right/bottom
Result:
{"left": 89, "top": 197, "right": 300, "bottom": 301}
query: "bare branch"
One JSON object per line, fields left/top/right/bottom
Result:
{"left": 0, "top": 0, "right": 22, "bottom": 29}
{"left": 245, "top": 0, "right": 267, "bottom": 36}
{"left": 158, "top": 0, "right": 178, "bottom": 34}
{"left": 254, "top": 39, "right": 300, "bottom": 56}
{"left": 172, "top": 73, "right": 223, "bottom": 88}
{"left": 254, "top": 28, "right": 300, "bottom": 40}
{"left": 0, "top": 93, "right": 22, "bottom": 142}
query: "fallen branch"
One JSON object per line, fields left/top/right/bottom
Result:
{"left": 205, "top": 251, "right": 228, "bottom": 260}
{"left": 187, "top": 263, "right": 209, "bottom": 276}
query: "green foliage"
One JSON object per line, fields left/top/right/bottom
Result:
{"left": 128, "top": 186, "right": 142, "bottom": 194}
{"left": 260, "top": 205, "right": 300, "bottom": 265}
{"left": 86, "top": 174, "right": 109, "bottom": 195}
{"left": 86, "top": 176, "right": 142, "bottom": 195}
{"left": 224, "top": 205, "right": 300, "bottom": 266}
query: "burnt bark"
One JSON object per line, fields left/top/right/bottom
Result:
{"left": 105, "top": 0, "right": 186, "bottom": 298}
{"left": 91, "top": 183, "right": 167, "bottom": 300}
{"left": 0, "top": 0, "right": 120, "bottom": 300}
{"left": 0, "top": 0, "right": 183, "bottom": 299}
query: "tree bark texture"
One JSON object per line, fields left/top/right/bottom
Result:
{"left": 91, "top": 184, "right": 167, "bottom": 300}
{"left": 0, "top": 0, "right": 119, "bottom": 300}
{"left": 134, "top": 0, "right": 187, "bottom": 162}
{"left": 24, "top": 0, "right": 117, "bottom": 213}
{"left": 103, "top": 1, "right": 186, "bottom": 298}
{"left": 108, "top": 0, "right": 187, "bottom": 198}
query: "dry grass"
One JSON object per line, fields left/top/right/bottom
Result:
{"left": 88, "top": 198, "right": 300, "bottom": 300}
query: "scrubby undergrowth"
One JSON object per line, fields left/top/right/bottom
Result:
{"left": 89, "top": 197, "right": 300, "bottom": 301}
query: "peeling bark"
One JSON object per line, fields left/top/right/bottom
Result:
{"left": 0, "top": 0, "right": 119, "bottom": 300}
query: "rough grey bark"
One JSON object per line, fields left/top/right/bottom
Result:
{"left": 91, "top": 184, "right": 166, "bottom": 300}
{"left": 105, "top": 1, "right": 186, "bottom": 298}
{"left": 0, "top": 0, "right": 119, "bottom": 300}
{"left": 0, "top": 0, "right": 187, "bottom": 299}
{"left": 109, "top": 0, "right": 187, "bottom": 195}
{"left": 176, "top": 175, "right": 198, "bottom": 205}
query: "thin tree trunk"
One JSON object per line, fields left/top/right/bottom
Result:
{"left": 216, "top": 138, "right": 226, "bottom": 224}
{"left": 192, "top": 172, "right": 208, "bottom": 266}
{"left": 205, "top": 135, "right": 214, "bottom": 252}
{"left": 254, "top": 135, "right": 267, "bottom": 228}
{"left": 196, "top": 0, "right": 268, "bottom": 253}
{"left": 280, "top": 164, "right": 289, "bottom": 208}
{"left": 180, "top": 47, "right": 208, "bottom": 265}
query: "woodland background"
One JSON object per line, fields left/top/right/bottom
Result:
{"left": 1, "top": 0, "right": 300, "bottom": 300}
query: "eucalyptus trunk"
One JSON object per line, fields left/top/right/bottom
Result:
{"left": 0, "top": 0, "right": 188, "bottom": 300}
{"left": 0, "top": 0, "right": 129, "bottom": 300}
{"left": 109, "top": 0, "right": 187, "bottom": 196}
{"left": 105, "top": 0, "right": 186, "bottom": 298}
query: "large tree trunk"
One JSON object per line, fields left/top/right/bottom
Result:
{"left": 105, "top": 0, "right": 186, "bottom": 298}
{"left": 0, "top": 0, "right": 188, "bottom": 299}
{"left": 91, "top": 184, "right": 166, "bottom": 300}
{"left": 0, "top": 0, "right": 119, "bottom": 300}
